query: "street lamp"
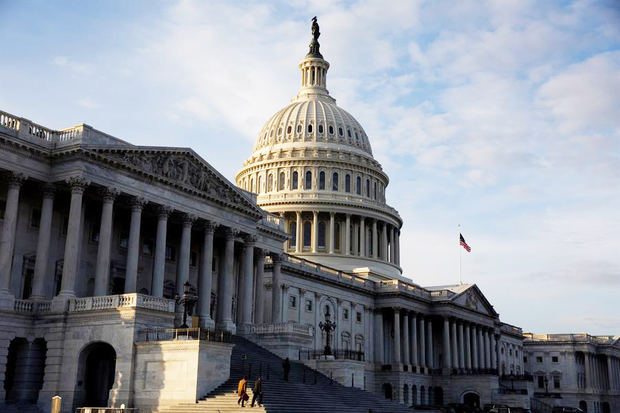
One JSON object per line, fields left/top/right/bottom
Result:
{"left": 319, "top": 307, "right": 337, "bottom": 356}
{"left": 175, "top": 281, "right": 198, "bottom": 328}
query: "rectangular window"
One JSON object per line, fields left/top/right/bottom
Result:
{"left": 305, "top": 299, "right": 313, "bottom": 312}
{"left": 523, "top": 356, "right": 528, "bottom": 363}
{"left": 90, "top": 224, "right": 100, "bottom": 243}
{"left": 165, "top": 245, "right": 176, "bottom": 261}
{"left": 289, "top": 295, "right": 297, "bottom": 308}
{"left": 142, "top": 239, "right": 154, "bottom": 256}
{"left": 30, "top": 208, "right": 41, "bottom": 229}
{"left": 536, "top": 356, "right": 543, "bottom": 363}
{"left": 552, "top": 356, "right": 558, "bottom": 363}
{"left": 119, "top": 232, "right": 129, "bottom": 249}
{"left": 343, "top": 308, "right": 349, "bottom": 320}
{"left": 553, "top": 376, "right": 560, "bottom": 389}
{"left": 60, "top": 216, "right": 69, "bottom": 237}
{"left": 537, "top": 376, "right": 544, "bottom": 389}
{"left": 0, "top": 199, "right": 5, "bottom": 220}
{"left": 356, "top": 311, "right": 362, "bottom": 323}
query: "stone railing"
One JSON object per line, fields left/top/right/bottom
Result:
{"left": 13, "top": 299, "right": 52, "bottom": 314}
{"left": 501, "top": 323, "right": 523, "bottom": 336}
{"left": 280, "top": 253, "right": 374, "bottom": 290}
{"left": 68, "top": 293, "right": 175, "bottom": 313}
{"left": 523, "top": 333, "right": 618, "bottom": 344}
{"left": 260, "top": 212, "right": 285, "bottom": 231}
{"left": 252, "top": 322, "right": 312, "bottom": 336}
{"left": 0, "top": 111, "right": 20, "bottom": 131}
{"left": 377, "top": 279, "right": 431, "bottom": 299}
{"left": 136, "top": 327, "right": 232, "bottom": 343}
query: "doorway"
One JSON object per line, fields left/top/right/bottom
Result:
{"left": 75, "top": 342, "right": 116, "bottom": 407}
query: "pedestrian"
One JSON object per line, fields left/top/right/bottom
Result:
{"left": 282, "top": 357, "right": 290, "bottom": 381}
{"left": 251, "top": 376, "right": 263, "bottom": 407}
{"left": 237, "top": 376, "right": 248, "bottom": 407}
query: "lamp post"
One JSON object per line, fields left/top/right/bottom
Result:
{"left": 319, "top": 307, "right": 337, "bottom": 356}
{"left": 175, "top": 281, "right": 198, "bottom": 328}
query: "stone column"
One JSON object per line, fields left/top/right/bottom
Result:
{"left": 389, "top": 225, "right": 395, "bottom": 263}
{"left": 374, "top": 310, "right": 384, "bottom": 364}
{"left": 174, "top": 213, "right": 195, "bottom": 296}
{"left": 411, "top": 313, "right": 418, "bottom": 366}
{"left": 458, "top": 321, "right": 465, "bottom": 369}
{"left": 253, "top": 249, "right": 265, "bottom": 324}
{"left": 56, "top": 177, "right": 89, "bottom": 300}
{"left": 93, "top": 188, "right": 118, "bottom": 296}
{"left": 402, "top": 311, "right": 410, "bottom": 365}
{"left": 451, "top": 319, "right": 458, "bottom": 369}
{"left": 0, "top": 173, "right": 26, "bottom": 295}
{"left": 372, "top": 219, "right": 378, "bottom": 259}
{"left": 381, "top": 223, "right": 388, "bottom": 261}
{"left": 393, "top": 309, "right": 401, "bottom": 364}
{"left": 271, "top": 254, "right": 282, "bottom": 323}
{"left": 395, "top": 230, "right": 400, "bottom": 265}
{"left": 427, "top": 318, "right": 434, "bottom": 368}
{"left": 419, "top": 316, "right": 426, "bottom": 369}
{"left": 328, "top": 212, "right": 335, "bottom": 254}
{"left": 217, "top": 227, "right": 236, "bottom": 332}
{"left": 345, "top": 214, "right": 351, "bottom": 255}
{"left": 472, "top": 325, "right": 479, "bottom": 369}
{"left": 478, "top": 327, "right": 486, "bottom": 369}
{"left": 484, "top": 329, "right": 491, "bottom": 369}
{"left": 311, "top": 210, "right": 318, "bottom": 253}
{"left": 465, "top": 323, "right": 472, "bottom": 369}
{"left": 295, "top": 211, "right": 302, "bottom": 253}
{"left": 198, "top": 221, "right": 215, "bottom": 328}
{"left": 152, "top": 206, "right": 172, "bottom": 298}
{"left": 607, "top": 356, "right": 614, "bottom": 390}
{"left": 352, "top": 221, "right": 359, "bottom": 256}
{"left": 125, "top": 197, "right": 147, "bottom": 293}
{"left": 241, "top": 236, "right": 256, "bottom": 327}
{"left": 30, "top": 184, "right": 55, "bottom": 300}
{"left": 359, "top": 217, "right": 366, "bottom": 257}
{"left": 490, "top": 333, "right": 497, "bottom": 371}
{"left": 443, "top": 317, "right": 452, "bottom": 369}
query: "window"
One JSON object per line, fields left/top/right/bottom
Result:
{"left": 142, "top": 239, "right": 154, "bottom": 255}
{"left": 287, "top": 125, "right": 292, "bottom": 134}
{"left": 374, "top": 182, "right": 377, "bottom": 199}
{"left": 290, "top": 222, "right": 297, "bottom": 247}
{"left": 334, "top": 222, "right": 341, "bottom": 250}
{"left": 289, "top": 295, "right": 297, "bottom": 308}
{"left": 332, "top": 172, "right": 339, "bottom": 191}
{"left": 250, "top": 178, "right": 254, "bottom": 192}
{"left": 90, "top": 225, "right": 100, "bottom": 243}
{"left": 318, "top": 221, "right": 326, "bottom": 247}
{"left": 0, "top": 199, "right": 6, "bottom": 220}
{"left": 319, "top": 171, "right": 325, "bottom": 190}
{"left": 165, "top": 245, "right": 176, "bottom": 261}
{"left": 338, "top": 127, "right": 343, "bottom": 136}
{"left": 318, "top": 124, "right": 323, "bottom": 134}
{"left": 119, "top": 232, "right": 129, "bottom": 249}
{"left": 523, "top": 356, "right": 528, "bottom": 363}
{"left": 279, "top": 172, "right": 285, "bottom": 190}
{"left": 347, "top": 129, "right": 351, "bottom": 138}
{"left": 365, "top": 179, "right": 370, "bottom": 197}
{"left": 553, "top": 376, "right": 560, "bottom": 389}
{"left": 30, "top": 208, "right": 41, "bottom": 229}
{"left": 297, "top": 124, "right": 302, "bottom": 133}
{"left": 552, "top": 356, "right": 559, "bottom": 363}
{"left": 345, "top": 174, "right": 351, "bottom": 193}
{"left": 356, "top": 311, "right": 362, "bottom": 323}
{"left": 307, "top": 124, "right": 313, "bottom": 133}
{"left": 303, "top": 221, "right": 311, "bottom": 247}
{"left": 305, "top": 171, "right": 312, "bottom": 189}
{"left": 292, "top": 171, "right": 298, "bottom": 189}
{"left": 257, "top": 176, "right": 262, "bottom": 193}
{"left": 536, "top": 356, "right": 543, "bottom": 363}
{"left": 538, "top": 376, "right": 545, "bottom": 389}
{"left": 356, "top": 176, "right": 361, "bottom": 195}
{"left": 305, "top": 299, "right": 313, "bottom": 311}
{"left": 328, "top": 125, "right": 334, "bottom": 134}
{"left": 268, "top": 173, "right": 273, "bottom": 192}
{"left": 509, "top": 349, "right": 513, "bottom": 356}
{"left": 343, "top": 308, "right": 349, "bottom": 320}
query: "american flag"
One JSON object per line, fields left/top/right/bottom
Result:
{"left": 459, "top": 233, "right": 471, "bottom": 252}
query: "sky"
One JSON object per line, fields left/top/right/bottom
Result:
{"left": 1, "top": 0, "right": 619, "bottom": 335}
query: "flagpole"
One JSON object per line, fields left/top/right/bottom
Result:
{"left": 458, "top": 224, "right": 462, "bottom": 285}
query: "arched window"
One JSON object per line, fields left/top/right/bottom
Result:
{"left": 374, "top": 182, "right": 377, "bottom": 199}
{"left": 318, "top": 124, "right": 324, "bottom": 134}
{"left": 412, "top": 385, "right": 417, "bottom": 406}
{"left": 287, "top": 125, "right": 292, "bottom": 134}
{"left": 268, "top": 174, "right": 273, "bottom": 192}
{"left": 356, "top": 176, "right": 361, "bottom": 195}
{"left": 250, "top": 178, "right": 254, "bottom": 192}
{"left": 305, "top": 171, "right": 312, "bottom": 189}
{"left": 333, "top": 222, "right": 341, "bottom": 251}
{"left": 289, "top": 222, "right": 296, "bottom": 248}
{"left": 318, "top": 221, "right": 326, "bottom": 247}
{"left": 319, "top": 171, "right": 325, "bottom": 190}
{"left": 420, "top": 386, "right": 425, "bottom": 405}
{"left": 292, "top": 171, "right": 298, "bottom": 189}
{"left": 366, "top": 179, "right": 370, "bottom": 197}
{"left": 307, "top": 124, "right": 313, "bottom": 134}
{"left": 257, "top": 176, "right": 262, "bottom": 193}
{"left": 297, "top": 124, "right": 302, "bottom": 133}
{"left": 303, "top": 221, "right": 311, "bottom": 247}
{"left": 332, "top": 172, "right": 339, "bottom": 191}
{"left": 338, "top": 127, "right": 343, "bottom": 137}
{"left": 345, "top": 174, "right": 351, "bottom": 193}
{"left": 279, "top": 172, "right": 285, "bottom": 190}
{"left": 328, "top": 125, "right": 334, "bottom": 135}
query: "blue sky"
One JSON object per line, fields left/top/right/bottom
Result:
{"left": 1, "top": 0, "right": 619, "bottom": 334}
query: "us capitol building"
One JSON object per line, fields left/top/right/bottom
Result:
{"left": 0, "top": 20, "right": 617, "bottom": 413}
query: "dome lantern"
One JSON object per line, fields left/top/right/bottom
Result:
{"left": 294, "top": 17, "right": 332, "bottom": 103}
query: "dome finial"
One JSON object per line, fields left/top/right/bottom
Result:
{"left": 307, "top": 16, "right": 323, "bottom": 58}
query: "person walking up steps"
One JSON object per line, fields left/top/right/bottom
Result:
{"left": 237, "top": 376, "right": 248, "bottom": 407}
{"left": 283, "top": 357, "right": 290, "bottom": 381}
{"left": 251, "top": 376, "right": 263, "bottom": 407}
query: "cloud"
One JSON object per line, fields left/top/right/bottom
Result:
{"left": 52, "top": 56, "right": 92, "bottom": 74}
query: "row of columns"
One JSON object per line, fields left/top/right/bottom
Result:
{"left": 584, "top": 353, "right": 619, "bottom": 390}
{"left": 441, "top": 317, "right": 497, "bottom": 372}
{"left": 286, "top": 211, "right": 400, "bottom": 265}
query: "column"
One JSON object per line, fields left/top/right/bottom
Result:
{"left": 30, "top": 184, "right": 55, "bottom": 300}
{"left": 607, "top": 357, "right": 614, "bottom": 390}
{"left": 328, "top": 212, "right": 335, "bottom": 254}
{"left": 465, "top": 323, "right": 472, "bottom": 369}
{"left": 443, "top": 317, "right": 452, "bottom": 369}
{"left": 411, "top": 313, "right": 418, "bottom": 366}
{"left": 419, "top": 316, "right": 426, "bottom": 369}
{"left": 253, "top": 250, "right": 265, "bottom": 324}
{"left": 56, "top": 177, "right": 89, "bottom": 299}
{"left": 344, "top": 214, "right": 351, "bottom": 255}
{"left": 217, "top": 227, "right": 236, "bottom": 331}
{"left": 0, "top": 173, "right": 26, "bottom": 295}
{"left": 426, "top": 318, "right": 434, "bottom": 368}
{"left": 295, "top": 211, "right": 302, "bottom": 253}
{"left": 450, "top": 319, "right": 458, "bottom": 369}
{"left": 372, "top": 219, "right": 378, "bottom": 259}
{"left": 152, "top": 206, "right": 172, "bottom": 297}
{"left": 484, "top": 329, "right": 491, "bottom": 369}
{"left": 381, "top": 223, "right": 388, "bottom": 261}
{"left": 359, "top": 217, "right": 366, "bottom": 257}
{"left": 393, "top": 309, "right": 401, "bottom": 364}
{"left": 374, "top": 310, "right": 384, "bottom": 364}
{"left": 458, "top": 321, "right": 465, "bottom": 369}
{"left": 472, "top": 325, "right": 479, "bottom": 369}
{"left": 491, "top": 334, "right": 497, "bottom": 371}
{"left": 402, "top": 311, "right": 410, "bottom": 365}
{"left": 478, "top": 327, "right": 486, "bottom": 369}
{"left": 241, "top": 236, "right": 255, "bottom": 327}
{"left": 93, "top": 188, "right": 118, "bottom": 296}
{"left": 271, "top": 254, "right": 282, "bottom": 323}
{"left": 352, "top": 221, "right": 359, "bottom": 256}
{"left": 198, "top": 221, "right": 215, "bottom": 328}
{"left": 125, "top": 197, "right": 147, "bottom": 293}
{"left": 311, "top": 211, "right": 318, "bottom": 253}
{"left": 389, "top": 225, "right": 395, "bottom": 263}
{"left": 395, "top": 230, "right": 400, "bottom": 265}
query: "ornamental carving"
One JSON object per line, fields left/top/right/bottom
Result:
{"left": 465, "top": 290, "right": 479, "bottom": 310}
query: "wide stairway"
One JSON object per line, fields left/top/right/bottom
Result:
{"left": 157, "top": 336, "right": 412, "bottom": 413}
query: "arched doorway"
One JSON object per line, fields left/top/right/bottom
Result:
{"left": 75, "top": 342, "right": 116, "bottom": 407}
{"left": 382, "top": 383, "right": 392, "bottom": 400}
{"left": 601, "top": 402, "right": 610, "bottom": 413}
{"left": 403, "top": 384, "right": 409, "bottom": 405}
{"left": 463, "top": 392, "right": 480, "bottom": 409}
{"left": 4, "top": 338, "right": 47, "bottom": 404}
{"left": 435, "top": 387, "right": 444, "bottom": 406}
{"left": 579, "top": 400, "right": 588, "bottom": 412}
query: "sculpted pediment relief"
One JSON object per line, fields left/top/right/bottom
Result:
{"left": 453, "top": 286, "right": 496, "bottom": 316}
{"left": 88, "top": 148, "right": 262, "bottom": 218}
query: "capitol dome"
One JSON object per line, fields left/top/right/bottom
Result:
{"left": 237, "top": 20, "right": 402, "bottom": 279}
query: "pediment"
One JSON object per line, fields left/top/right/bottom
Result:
{"left": 452, "top": 285, "right": 497, "bottom": 316}
{"left": 85, "top": 147, "right": 262, "bottom": 218}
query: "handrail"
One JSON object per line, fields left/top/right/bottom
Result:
{"left": 136, "top": 327, "right": 232, "bottom": 343}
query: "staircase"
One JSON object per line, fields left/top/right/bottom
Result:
{"left": 157, "top": 336, "right": 412, "bottom": 413}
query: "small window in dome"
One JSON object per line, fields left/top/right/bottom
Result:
{"left": 270, "top": 129, "right": 274, "bottom": 137}
{"left": 297, "top": 124, "right": 302, "bottom": 133}
{"left": 308, "top": 124, "right": 313, "bottom": 133}
{"left": 355, "top": 132, "right": 359, "bottom": 139}
{"left": 287, "top": 125, "right": 292, "bottom": 134}
{"left": 278, "top": 127, "right": 282, "bottom": 136}
{"left": 347, "top": 129, "right": 352, "bottom": 138}
{"left": 328, "top": 125, "right": 334, "bottom": 134}
{"left": 318, "top": 124, "right": 324, "bottom": 134}
{"left": 338, "top": 127, "right": 343, "bottom": 136}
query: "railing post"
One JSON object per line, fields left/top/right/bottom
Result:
{"left": 50, "top": 395, "right": 62, "bottom": 413}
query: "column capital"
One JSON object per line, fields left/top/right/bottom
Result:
{"left": 329, "top": 211, "right": 335, "bottom": 217}
{"left": 271, "top": 252, "right": 283, "bottom": 262}
{"left": 130, "top": 196, "right": 148, "bottom": 211}
{"left": 202, "top": 219, "right": 217, "bottom": 233}
{"left": 255, "top": 248, "right": 266, "bottom": 259}
{"left": 5, "top": 172, "right": 27, "bottom": 188}
{"left": 158, "top": 205, "right": 174, "bottom": 218}
{"left": 243, "top": 234, "right": 258, "bottom": 245}
{"left": 65, "top": 176, "right": 90, "bottom": 193}
{"left": 312, "top": 210, "right": 319, "bottom": 216}
{"left": 224, "top": 226, "right": 239, "bottom": 239}
{"left": 41, "top": 182, "right": 56, "bottom": 198}
{"left": 99, "top": 187, "right": 120, "bottom": 202}
{"left": 182, "top": 213, "right": 198, "bottom": 225}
